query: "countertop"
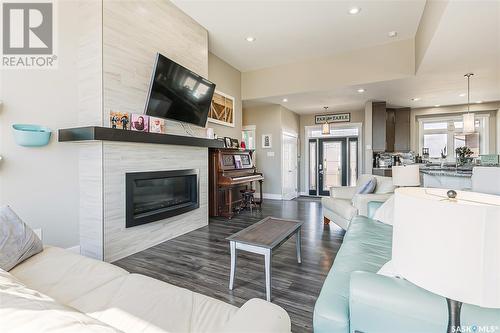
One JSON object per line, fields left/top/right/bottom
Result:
{"left": 418, "top": 165, "right": 473, "bottom": 178}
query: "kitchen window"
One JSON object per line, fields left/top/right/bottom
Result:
{"left": 418, "top": 115, "right": 489, "bottom": 161}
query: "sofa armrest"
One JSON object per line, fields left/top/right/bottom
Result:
{"left": 352, "top": 193, "right": 392, "bottom": 216}
{"left": 330, "top": 186, "right": 357, "bottom": 199}
{"left": 220, "top": 298, "right": 291, "bottom": 333}
{"left": 349, "top": 271, "right": 447, "bottom": 333}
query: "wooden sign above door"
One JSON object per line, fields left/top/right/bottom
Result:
{"left": 315, "top": 113, "right": 350, "bottom": 124}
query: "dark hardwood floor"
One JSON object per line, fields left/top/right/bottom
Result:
{"left": 114, "top": 198, "right": 345, "bottom": 332}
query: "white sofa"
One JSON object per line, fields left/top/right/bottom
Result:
{"left": 321, "top": 174, "right": 395, "bottom": 230}
{"left": 1, "top": 246, "right": 291, "bottom": 333}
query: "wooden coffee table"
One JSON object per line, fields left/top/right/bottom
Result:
{"left": 226, "top": 216, "right": 303, "bottom": 301}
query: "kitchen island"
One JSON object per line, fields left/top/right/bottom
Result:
{"left": 419, "top": 165, "right": 472, "bottom": 190}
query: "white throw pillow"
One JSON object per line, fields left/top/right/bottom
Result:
{"left": 373, "top": 195, "right": 395, "bottom": 226}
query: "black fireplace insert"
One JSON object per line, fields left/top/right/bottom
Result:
{"left": 126, "top": 169, "right": 199, "bottom": 228}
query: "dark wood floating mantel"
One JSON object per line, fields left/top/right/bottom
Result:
{"left": 58, "top": 126, "right": 225, "bottom": 149}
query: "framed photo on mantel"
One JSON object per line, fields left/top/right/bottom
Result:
{"left": 315, "top": 113, "right": 350, "bottom": 124}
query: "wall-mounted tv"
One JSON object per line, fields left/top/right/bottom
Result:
{"left": 144, "top": 53, "right": 216, "bottom": 128}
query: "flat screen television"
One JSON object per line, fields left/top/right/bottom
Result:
{"left": 144, "top": 53, "right": 216, "bottom": 128}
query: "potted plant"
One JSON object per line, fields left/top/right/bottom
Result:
{"left": 455, "top": 146, "right": 473, "bottom": 166}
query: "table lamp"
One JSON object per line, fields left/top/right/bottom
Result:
{"left": 393, "top": 187, "right": 500, "bottom": 333}
{"left": 392, "top": 165, "right": 421, "bottom": 187}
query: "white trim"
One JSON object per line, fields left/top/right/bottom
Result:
{"left": 256, "top": 192, "right": 284, "bottom": 200}
{"left": 66, "top": 245, "right": 81, "bottom": 254}
{"left": 281, "top": 130, "right": 299, "bottom": 200}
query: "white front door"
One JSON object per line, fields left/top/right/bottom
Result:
{"left": 282, "top": 132, "right": 298, "bottom": 200}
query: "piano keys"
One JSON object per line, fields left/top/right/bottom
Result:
{"left": 209, "top": 148, "right": 264, "bottom": 218}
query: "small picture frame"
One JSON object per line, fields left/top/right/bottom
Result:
{"left": 131, "top": 114, "right": 149, "bottom": 132}
{"left": 224, "top": 137, "right": 232, "bottom": 148}
{"left": 149, "top": 116, "right": 165, "bottom": 134}
{"left": 262, "top": 134, "right": 272, "bottom": 149}
{"left": 110, "top": 111, "right": 130, "bottom": 130}
{"left": 230, "top": 138, "right": 239, "bottom": 149}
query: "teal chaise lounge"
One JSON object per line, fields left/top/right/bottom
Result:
{"left": 313, "top": 202, "right": 500, "bottom": 333}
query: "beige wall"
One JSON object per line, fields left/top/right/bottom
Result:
{"left": 410, "top": 101, "right": 500, "bottom": 154}
{"left": 208, "top": 53, "right": 242, "bottom": 139}
{"left": 0, "top": 0, "right": 80, "bottom": 248}
{"left": 243, "top": 105, "right": 299, "bottom": 197}
{"left": 298, "top": 110, "right": 365, "bottom": 193}
{"left": 241, "top": 39, "right": 415, "bottom": 100}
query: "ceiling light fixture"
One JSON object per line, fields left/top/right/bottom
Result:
{"left": 357, "top": 88, "right": 366, "bottom": 93}
{"left": 245, "top": 36, "right": 256, "bottom": 42}
{"left": 411, "top": 97, "right": 421, "bottom": 101}
{"left": 322, "top": 106, "right": 331, "bottom": 135}
{"left": 459, "top": 93, "right": 467, "bottom": 97}
{"left": 434, "top": 104, "right": 441, "bottom": 107}
{"left": 463, "top": 73, "right": 475, "bottom": 134}
{"left": 282, "top": 98, "right": 288, "bottom": 103}
{"left": 348, "top": 7, "right": 361, "bottom": 15}
{"left": 388, "top": 31, "right": 398, "bottom": 38}
{"left": 476, "top": 100, "right": 483, "bottom": 104}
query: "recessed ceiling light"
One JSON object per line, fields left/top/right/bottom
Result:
{"left": 348, "top": 7, "right": 361, "bottom": 15}
{"left": 245, "top": 36, "right": 256, "bottom": 42}
{"left": 282, "top": 98, "right": 288, "bottom": 103}
{"left": 459, "top": 93, "right": 467, "bottom": 97}
{"left": 434, "top": 104, "right": 441, "bottom": 107}
{"left": 411, "top": 97, "right": 421, "bottom": 101}
{"left": 476, "top": 100, "right": 483, "bottom": 104}
{"left": 357, "top": 88, "right": 365, "bottom": 93}
{"left": 388, "top": 31, "right": 398, "bottom": 38}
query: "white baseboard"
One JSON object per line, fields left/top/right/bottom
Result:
{"left": 256, "top": 192, "right": 283, "bottom": 200}
{"left": 299, "top": 191, "right": 308, "bottom": 196}
{"left": 66, "top": 245, "right": 81, "bottom": 254}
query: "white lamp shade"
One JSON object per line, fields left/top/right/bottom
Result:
{"left": 392, "top": 165, "right": 420, "bottom": 186}
{"left": 463, "top": 113, "right": 475, "bottom": 134}
{"left": 393, "top": 187, "right": 500, "bottom": 308}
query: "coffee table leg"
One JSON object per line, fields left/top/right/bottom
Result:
{"left": 229, "top": 241, "right": 236, "bottom": 290}
{"left": 296, "top": 228, "right": 302, "bottom": 264}
{"left": 265, "top": 249, "right": 272, "bottom": 302}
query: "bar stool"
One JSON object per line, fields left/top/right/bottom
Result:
{"left": 240, "top": 189, "right": 256, "bottom": 213}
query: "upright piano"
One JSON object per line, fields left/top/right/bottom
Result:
{"left": 209, "top": 148, "right": 264, "bottom": 218}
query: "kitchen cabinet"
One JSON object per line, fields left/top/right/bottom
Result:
{"left": 371, "top": 102, "right": 410, "bottom": 152}
{"left": 372, "top": 102, "right": 387, "bottom": 152}
{"left": 394, "top": 107, "right": 410, "bottom": 152}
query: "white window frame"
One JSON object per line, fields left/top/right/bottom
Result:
{"left": 418, "top": 114, "right": 489, "bottom": 162}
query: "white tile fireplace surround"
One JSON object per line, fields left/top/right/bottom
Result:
{"left": 80, "top": 142, "right": 208, "bottom": 262}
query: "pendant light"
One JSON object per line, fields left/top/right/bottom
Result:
{"left": 321, "top": 106, "right": 330, "bottom": 135}
{"left": 463, "top": 73, "right": 475, "bottom": 134}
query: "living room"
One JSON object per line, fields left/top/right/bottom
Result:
{"left": 1, "top": 0, "right": 500, "bottom": 332}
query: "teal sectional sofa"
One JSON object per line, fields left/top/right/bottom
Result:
{"left": 313, "top": 202, "right": 500, "bottom": 333}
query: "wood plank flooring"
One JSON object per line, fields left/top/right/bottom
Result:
{"left": 114, "top": 198, "right": 345, "bottom": 332}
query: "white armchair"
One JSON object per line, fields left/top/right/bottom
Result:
{"left": 321, "top": 174, "right": 395, "bottom": 230}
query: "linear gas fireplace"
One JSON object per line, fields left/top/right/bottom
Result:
{"left": 126, "top": 169, "right": 199, "bottom": 228}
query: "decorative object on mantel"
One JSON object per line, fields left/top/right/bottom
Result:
{"left": 455, "top": 146, "right": 473, "bottom": 166}
{"left": 205, "top": 128, "right": 214, "bottom": 139}
{"left": 149, "top": 117, "right": 165, "bottom": 134}
{"left": 12, "top": 124, "right": 51, "bottom": 147}
{"left": 230, "top": 138, "right": 239, "bottom": 149}
{"left": 462, "top": 73, "right": 475, "bottom": 134}
{"left": 109, "top": 111, "right": 130, "bottom": 130}
{"left": 223, "top": 137, "right": 232, "bottom": 148}
{"left": 393, "top": 187, "right": 500, "bottom": 333}
{"left": 208, "top": 90, "right": 235, "bottom": 127}
{"left": 262, "top": 134, "right": 272, "bottom": 149}
{"left": 131, "top": 114, "right": 149, "bottom": 132}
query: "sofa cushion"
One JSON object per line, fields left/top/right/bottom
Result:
{"left": 373, "top": 195, "right": 395, "bottom": 225}
{"left": 69, "top": 273, "right": 238, "bottom": 333}
{"left": 0, "top": 268, "right": 119, "bottom": 333}
{"left": 0, "top": 205, "right": 43, "bottom": 271}
{"left": 313, "top": 215, "right": 393, "bottom": 333}
{"left": 356, "top": 177, "right": 377, "bottom": 194}
{"left": 374, "top": 177, "right": 396, "bottom": 194}
{"left": 321, "top": 198, "right": 358, "bottom": 221}
{"left": 10, "top": 246, "right": 128, "bottom": 304}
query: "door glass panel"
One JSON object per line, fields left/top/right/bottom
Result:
{"left": 323, "top": 141, "right": 342, "bottom": 190}
{"left": 349, "top": 140, "right": 357, "bottom": 186}
{"left": 309, "top": 141, "right": 317, "bottom": 191}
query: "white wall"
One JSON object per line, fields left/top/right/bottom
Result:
{"left": 0, "top": 0, "right": 80, "bottom": 247}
